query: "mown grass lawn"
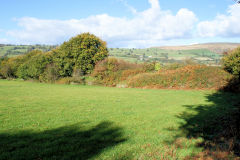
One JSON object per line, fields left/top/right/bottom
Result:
{"left": 0, "top": 80, "right": 238, "bottom": 159}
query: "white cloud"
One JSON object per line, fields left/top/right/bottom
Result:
{"left": 197, "top": 4, "right": 240, "bottom": 37}
{"left": 6, "top": 0, "right": 197, "bottom": 47}
{"left": 149, "top": 0, "right": 160, "bottom": 9}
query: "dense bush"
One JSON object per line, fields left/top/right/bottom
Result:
{"left": 142, "top": 62, "right": 156, "bottom": 72}
{"left": 17, "top": 50, "right": 53, "bottom": 80}
{"left": 222, "top": 47, "right": 240, "bottom": 92}
{"left": 223, "top": 47, "right": 240, "bottom": 78}
{"left": 92, "top": 58, "right": 143, "bottom": 86}
{"left": 127, "top": 65, "right": 232, "bottom": 89}
{"left": 0, "top": 58, "right": 12, "bottom": 78}
{"left": 121, "top": 69, "right": 145, "bottom": 81}
{"left": 92, "top": 59, "right": 232, "bottom": 89}
{"left": 0, "top": 56, "right": 23, "bottom": 79}
{"left": 39, "top": 63, "right": 59, "bottom": 82}
{"left": 0, "top": 33, "right": 108, "bottom": 82}
{"left": 53, "top": 33, "right": 108, "bottom": 77}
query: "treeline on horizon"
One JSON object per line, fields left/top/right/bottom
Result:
{"left": 0, "top": 33, "right": 239, "bottom": 91}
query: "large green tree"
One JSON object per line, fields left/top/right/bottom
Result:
{"left": 54, "top": 33, "right": 108, "bottom": 77}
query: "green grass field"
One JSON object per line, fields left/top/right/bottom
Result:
{"left": 0, "top": 80, "right": 239, "bottom": 159}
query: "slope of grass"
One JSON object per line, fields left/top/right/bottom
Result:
{"left": 0, "top": 80, "right": 239, "bottom": 159}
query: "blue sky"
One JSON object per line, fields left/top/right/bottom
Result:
{"left": 0, "top": 0, "right": 240, "bottom": 48}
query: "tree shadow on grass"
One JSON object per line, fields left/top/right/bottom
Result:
{"left": 175, "top": 91, "right": 240, "bottom": 159}
{"left": 0, "top": 121, "right": 127, "bottom": 160}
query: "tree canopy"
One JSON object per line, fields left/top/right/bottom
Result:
{"left": 54, "top": 33, "right": 108, "bottom": 76}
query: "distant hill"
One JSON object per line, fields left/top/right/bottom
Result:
{"left": 0, "top": 44, "right": 57, "bottom": 57}
{"left": 152, "top": 43, "right": 240, "bottom": 54}
{"left": 1, "top": 43, "right": 239, "bottom": 66}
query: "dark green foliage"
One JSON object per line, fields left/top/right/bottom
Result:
{"left": 17, "top": 50, "right": 53, "bottom": 80}
{"left": 54, "top": 33, "right": 108, "bottom": 76}
{"left": 0, "top": 56, "right": 23, "bottom": 78}
{"left": 40, "top": 63, "right": 59, "bottom": 82}
{"left": 223, "top": 47, "right": 240, "bottom": 78}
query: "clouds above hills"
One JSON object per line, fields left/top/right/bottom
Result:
{"left": 197, "top": 4, "right": 240, "bottom": 38}
{"left": 5, "top": 0, "right": 197, "bottom": 47}
{"left": 3, "top": 0, "right": 240, "bottom": 47}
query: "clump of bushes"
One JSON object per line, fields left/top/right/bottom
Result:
{"left": 16, "top": 50, "right": 53, "bottom": 80}
{"left": 92, "top": 57, "right": 143, "bottom": 86}
{"left": 92, "top": 58, "right": 164, "bottom": 86}
{"left": 0, "top": 55, "right": 24, "bottom": 79}
{"left": 223, "top": 47, "right": 240, "bottom": 78}
{"left": 0, "top": 33, "right": 108, "bottom": 83}
{"left": 127, "top": 65, "right": 232, "bottom": 89}
{"left": 222, "top": 47, "right": 240, "bottom": 92}
{"left": 92, "top": 58, "right": 231, "bottom": 89}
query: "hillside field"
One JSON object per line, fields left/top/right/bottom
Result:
{"left": 0, "top": 80, "right": 239, "bottom": 159}
{"left": 2, "top": 43, "right": 240, "bottom": 65}
{"left": 109, "top": 48, "right": 222, "bottom": 65}
{"left": 0, "top": 44, "right": 56, "bottom": 57}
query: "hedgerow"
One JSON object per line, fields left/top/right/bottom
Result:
{"left": 92, "top": 57, "right": 145, "bottom": 86}
{"left": 127, "top": 65, "right": 232, "bottom": 89}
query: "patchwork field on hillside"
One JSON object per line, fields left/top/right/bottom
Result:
{"left": 109, "top": 48, "right": 222, "bottom": 65}
{"left": 2, "top": 43, "right": 239, "bottom": 65}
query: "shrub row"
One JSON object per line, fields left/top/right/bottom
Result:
{"left": 127, "top": 65, "right": 232, "bottom": 89}
{"left": 91, "top": 57, "right": 158, "bottom": 86}
{"left": 91, "top": 58, "right": 232, "bottom": 89}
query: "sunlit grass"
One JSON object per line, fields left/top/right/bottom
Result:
{"left": 0, "top": 80, "right": 216, "bottom": 159}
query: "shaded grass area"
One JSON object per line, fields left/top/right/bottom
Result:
{"left": 0, "top": 122, "right": 126, "bottom": 160}
{"left": 172, "top": 90, "right": 240, "bottom": 159}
